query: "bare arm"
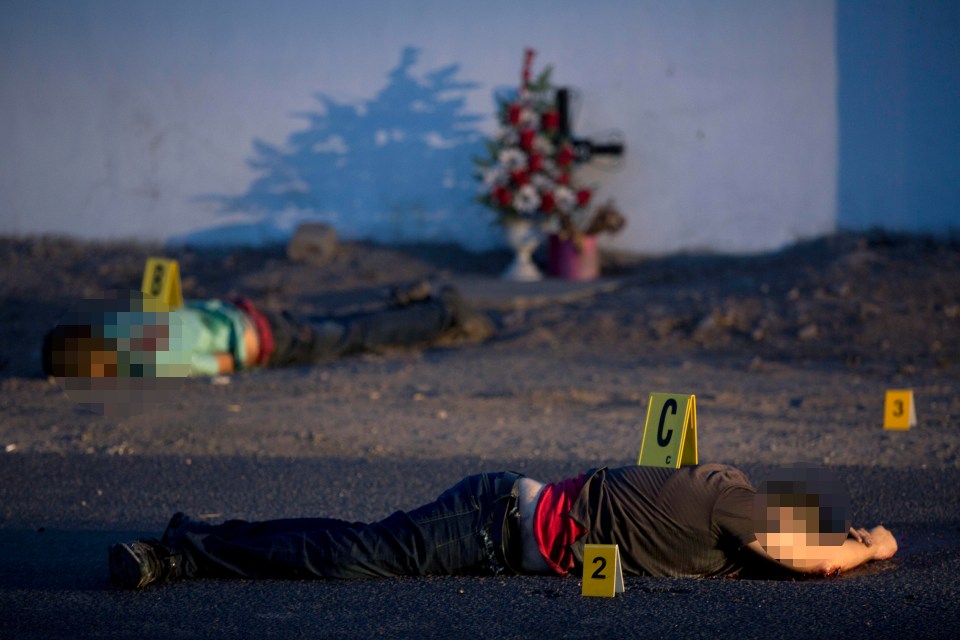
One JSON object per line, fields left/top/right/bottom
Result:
{"left": 746, "top": 525, "right": 898, "bottom": 575}
{"left": 214, "top": 353, "right": 235, "bottom": 373}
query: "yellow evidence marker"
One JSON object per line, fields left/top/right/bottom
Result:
{"left": 581, "top": 544, "right": 624, "bottom": 598}
{"left": 884, "top": 389, "right": 916, "bottom": 430}
{"left": 141, "top": 257, "right": 183, "bottom": 309}
{"left": 638, "top": 393, "right": 698, "bottom": 468}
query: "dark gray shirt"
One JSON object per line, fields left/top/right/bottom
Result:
{"left": 569, "top": 464, "right": 757, "bottom": 578}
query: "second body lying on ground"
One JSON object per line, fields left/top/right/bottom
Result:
{"left": 43, "top": 284, "right": 494, "bottom": 378}
{"left": 109, "top": 463, "right": 898, "bottom": 589}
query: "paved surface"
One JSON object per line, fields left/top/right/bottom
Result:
{"left": 2, "top": 267, "right": 959, "bottom": 638}
{"left": 1, "top": 454, "right": 958, "bottom": 639}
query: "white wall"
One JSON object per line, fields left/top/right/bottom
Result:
{"left": 0, "top": 0, "right": 837, "bottom": 254}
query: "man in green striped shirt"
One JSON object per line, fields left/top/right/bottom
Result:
{"left": 43, "top": 285, "right": 491, "bottom": 379}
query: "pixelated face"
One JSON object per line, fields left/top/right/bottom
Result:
{"left": 47, "top": 290, "right": 190, "bottom": 417}
{"left": 753, "top": 501, "right": 847, "bottom": 562}
{"left": 752, "top": 465, "right": 851, "bottom": 566}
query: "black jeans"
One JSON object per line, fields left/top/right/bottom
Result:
{"left": 170, "top": 472, "right": 522, "bottom": 580}
{"left": 264, "top": 293, "right": 458, "bottom": 367}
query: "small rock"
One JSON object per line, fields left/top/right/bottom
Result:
{"left": 287, "top": 223, "right": 338, "bottom": 265}
{"left": 798, "top": 323, "right": 818, "bottom": 340}
{"left": 834, "top": 282, "right": 852, "bottom": 297}
{"left": 859, "top": 302, "right": 883, "bottom": 318}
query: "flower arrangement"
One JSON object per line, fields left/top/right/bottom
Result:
{"left": 475, "top": 49, "right": 624, "bottom": 244}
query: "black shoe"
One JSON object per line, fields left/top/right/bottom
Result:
{"left": 109, "top": 539, "right": 184, "bottom": 590}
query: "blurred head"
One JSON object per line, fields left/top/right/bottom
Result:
{"left": 42, "top": 291, "right": 179, "bottom": 378}
{"left": 753, "top": 464, "right": 851, "bottom": 562}
{"left": 42, "top": 323, "right": 119, "bottom": 378}
{"left": 41, "top": 290, "right": 188, "bottom": 417}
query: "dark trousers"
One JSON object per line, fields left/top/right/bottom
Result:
{"left": 171, "top": 472, "right": 522, "bottom": 580}
{"left": 264, "top": 294, "right": 457, "bottom": 367}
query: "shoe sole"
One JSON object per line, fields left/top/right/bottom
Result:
{"left": 108, "top": 543, "right": 148, "bottom": 590}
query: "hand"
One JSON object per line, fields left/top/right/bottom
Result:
{"left": 849, "top": 525, "right": 897, "bottom": 561}
{"left": 847, "top": 526, "right": 872, "bottom": 545}
{"left": 866, "top": 525, "right": 898, "bottom": 560}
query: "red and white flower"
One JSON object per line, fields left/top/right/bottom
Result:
{"left": 475, "top": 49, "right": 597, "bottom": 237}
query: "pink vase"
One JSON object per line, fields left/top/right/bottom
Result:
{"left": 548, "top": 234, "right": 599, "bottom": 281}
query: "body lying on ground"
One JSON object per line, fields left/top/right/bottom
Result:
{"left": 42, "top": 283, "right": 493, "bottom": 378}
{"left": 109, "top": 463, "right": 898, "bottom": 589}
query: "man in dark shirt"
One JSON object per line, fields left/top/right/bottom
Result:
{"left": 108, "top": 464, "right": 898, "bottom": 589}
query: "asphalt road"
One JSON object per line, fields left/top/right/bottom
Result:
{"left": 1, "top": 453, "right": 958, "bottom": 639}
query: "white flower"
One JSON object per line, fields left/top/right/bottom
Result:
{"left": 482, "top": 167, "right": 506, "bottom": 187}
{"left": 497, "top": 128, "right": 519, "bottom": 147}
{"left": 541, "top": 158, "right": 560, "bottom": 177}
{"left": 498, "top": 148, "right": 527, "bottom": 171}
{"left": 519, "top": 108, "right": 539, "bottom": 129}
{"left": 531, "top": 173, "right": 555, "bottom": 192}
{"left": 554, "top": 186, "right": 576, "bottom": 211}
{"left": 533, "top": 135, "right": 555, "bottom": 156}
{"left": 513, "top": 184, "right": 541, "bottom": 213}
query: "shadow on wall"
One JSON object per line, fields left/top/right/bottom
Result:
{"left": 173, "top": 47, "right": 496, "bottom": 249}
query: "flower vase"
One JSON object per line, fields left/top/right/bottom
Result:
{"left": 501, "top": 220, "right": 544, "bottom": 282}
{"left": 547, "top": 234, "right": 600, "bottom": 281}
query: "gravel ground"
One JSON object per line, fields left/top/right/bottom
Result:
{"left": 0, "top": 230, "right": 957, "bottom": 468}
